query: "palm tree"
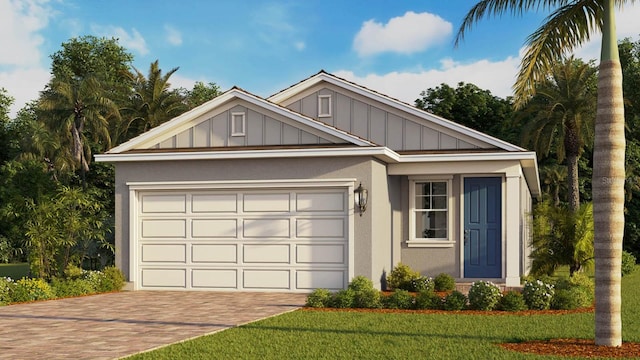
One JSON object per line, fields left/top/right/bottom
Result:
{"left": 521, "top": 58, "right": 596, "bottom": 211}
{"left": 539, "top": 163, "right": 568, "bottom": 206}
{"left": 39, "top": 75, "right": 118, "bottom": 186}
{"left": 457, "top": 0, "right": 626, "bottom": 347}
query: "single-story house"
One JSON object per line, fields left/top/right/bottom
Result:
{"left": 95, "top": 71, "right": 540, "bottom": 292}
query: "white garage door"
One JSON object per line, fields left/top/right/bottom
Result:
{"left": 135, "top": 187, "right": 349, "bottom": 291}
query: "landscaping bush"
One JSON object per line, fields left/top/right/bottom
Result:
{"left": 522, "top": 279, "right": 554, "bottom": 310}
{"left": 443, "top": 290, "right": 467, "bottom": 310}
{"left": 498, "top": 291, "right": 528, "bottom": 311}
{"left": 409, "top": 276, "right": 434, "bottom": 292}
{"left": 11, "top": 278, "right": 54, "bottom": 303}
{"left": 331, "top": 289, "right": 356, "bottom": 308}
{"left": 95, "top": 266, "right": 125, "bottom": 292}
{"left": 468, "top": 281, "right": 502, "bottom": 311}
{"left": 0, "top": 277, "right": 15, "bottom": 305}
{"left": 622, "top": 250, "right": 637, "bottom": 277}
{"left": 414, "top": 289, "right": 442, "bottom": 310}
{"left": 434, "top": 273, "right": 456, "bottom": 292}
{"left": 306, "top": 288, "right": 332, "bottom": 308}
{"left": 348, "top": 276, "right": 374, "bottom": 292}
{"left": 383, "top": 289, "right": 414, "bottom": 309}
{"left": 347, "top": 276, "right": 382, "bottom": 308}
{"left": 551, "top": 287, "right": 592, "bottom": 310}
{"left": 50, "top": 278, "right": 97, "bottom": 298}
{"left": 386, "top": 263, "right": 419, "bottom": 291}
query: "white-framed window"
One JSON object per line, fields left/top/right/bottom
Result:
{"left": 231, "top": 112, "right": 246, "bottom": 136}
{"left": 408, "top": 177, "right": 454, "bottom": 247}
{"left": 318, "top": 95, "right": 332, "bottom": 117}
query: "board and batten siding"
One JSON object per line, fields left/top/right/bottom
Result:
{"left": 286, "top": 87, "right": 490, "bottom": 151}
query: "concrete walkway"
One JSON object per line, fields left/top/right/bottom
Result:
{"left": 0, "top": 291, "right": 307, "bottom": 360}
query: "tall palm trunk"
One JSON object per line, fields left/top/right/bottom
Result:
{"left": 566, "top": 152, "right": 580, "bottom": 212}
{"left": 593, "top": 0, "right": 625, "bottom": 347}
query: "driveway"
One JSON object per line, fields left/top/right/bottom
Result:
{"left": 0, "top": 291, "right": 307, "bottom": 360}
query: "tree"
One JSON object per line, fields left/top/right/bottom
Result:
{"left": 457, "top": 0, "right": 626, "bottom": 346}
{"left": 183, "top": 81, "right": 222, "bottom": 109}
{"left": 520, "top": 58, "right": 597, "bottom": 211}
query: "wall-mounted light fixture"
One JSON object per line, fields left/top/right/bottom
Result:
{"left": 354, "top": 182, "right": 368, "bottom": 216}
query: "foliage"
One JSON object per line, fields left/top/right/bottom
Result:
{"left": 347, "top": 276, "right": 373, "bottom": 292}
{"left": 498, "top": 291, "right": 528, "bottom": 312}
{"left": 522, "top": 279, "right": 555, "bottom": 310}
{"left": 408, "top": 276, "right": 434, "bottom": 293}
{"left": 551, "top": 287, "right": 592, "bottom": 310}
{"left": 11, "top": 278, "right": 54, "bottom": 303}
{"left": 529, "top": 200, "right": 594, "bottom": 276}
{"left": 305, "top": 289, "right": 332, "bottom": 308}
{"left": 433, "top": 273, "right": 456, "bottom": 292}
{"left": 50, "top": 277, "right": 96, "bottom": 298}
{"left": 95, "top": 266, "right": 125, "bottom": 292}
{"left": 467, "top": 281, "right": 502, "bottom": 311}
{"left": 331, "top": 289, "right": 355, "bottom": 309}
{"left": 348, "top": 276, "right": 381, "bottom": 308}
{"left": 181, "top": 81, "right": 222, "bottom": 109}
{"left": 385, "top": 263, "right": 419, "bottom": 290}
{"left": 414, "top": 289, "right": 443, "bottom": 310}
{"left": 622, "top": 250, "right": 637, "bottom": 277}
{"left": 383, "top": 289, "right": 414, "bottom": 310}
{"left": 0, "top": 276, "right": 14, "bottom": 305}
{"left": 442, "top": 291, "right": 467, "bottom": 311}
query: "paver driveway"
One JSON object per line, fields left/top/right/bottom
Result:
{"left": 0, "top": 291, "right": 307, "bottom": 360}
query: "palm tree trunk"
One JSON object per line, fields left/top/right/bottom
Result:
{"left": 593, "top": 0, "right": 625, "bottom": 347}
{"left": 566, "top": 152, "right": 580, "bottom": 212}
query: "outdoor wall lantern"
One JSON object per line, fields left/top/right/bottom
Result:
{"left": 354, "top": 182, "right": 368, "bottom": 216}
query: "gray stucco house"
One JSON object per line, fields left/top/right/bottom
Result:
{"left": 96, "top": 71, "right": 540, "bottom": 292}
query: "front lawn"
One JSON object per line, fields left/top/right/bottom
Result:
{"left": 127, "top": 266, "right": 640, "bottom": 360}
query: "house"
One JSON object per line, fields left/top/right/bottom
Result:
{"left": 95, "top": 71, "right": 540, "bottom": 292}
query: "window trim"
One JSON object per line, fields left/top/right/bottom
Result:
{"left": 408, "top": 176, "right": 454, "bottom": 248}
{"left": 231, "top": 112, "right": 246, "bottom": 137}
{"left": 318, "top": 95, "right": 332, "bottom": 118}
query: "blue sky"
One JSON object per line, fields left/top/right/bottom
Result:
{"left": 2, "top": 0, "right": 640, "bottom": 116}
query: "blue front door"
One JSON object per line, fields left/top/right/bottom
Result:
{"left": 464, "top": 177, "right": 502, "bottom": 278}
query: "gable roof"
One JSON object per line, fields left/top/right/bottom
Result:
{"left": 268, "top": 71, "right": 526, "bottom": 153}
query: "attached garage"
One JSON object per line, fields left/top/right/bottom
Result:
{"left": 128, "top": 181, "right": 353, "bottom": 292}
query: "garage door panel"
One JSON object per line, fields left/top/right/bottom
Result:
{"left": 141, "top": 244, "right": 186, "bottom": 263}
{"left": 192, "top": 219, "right": 238, "bottom": 238}
{"left": 141, "top": 194, "right": 186, "bottom": 213}
{"left": 142, "top": 219, "right": 186, "bottom": 238}
{"left": 244, "top": 193, "right": 290, "bottom": 212}
{"left": 243, "top": 219, "right": 290, "bottom": 238}
{"left": 192, "top": 269, "right": 237, "bottom": 288}
{"left": 296, "top": 270, "right": 345, "bottom": 290}
{"left": 296, "top": 218, "right": 344, "bottom": 238}
{"left": 243, "top": 244, "right": 290, "bottom": 263}
{"left": 192, "top": 194, "right": 237, "bottom": 213}
{"left": 296, "top": 193, "right": 344, "bottom": 212}
{"left": 296, "top": 244, "right": 344, "bottom": 264}
{"left": 192, "top": 244, "right": 237, "bottom": 263}
{"left": 142, "top": 269, "right": 186, "bottom": 287}
{"left": 243, "top": 270, "right": 290, "bottom": 289}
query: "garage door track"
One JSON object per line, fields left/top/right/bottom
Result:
{"left": 0, "top": 291, "right": 306, "bottom": 359}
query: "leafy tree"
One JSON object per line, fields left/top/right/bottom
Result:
{"left": 183, "top": 81, "right": 222, "bottom": 109}
{"left": 0, "top": 88, "right": 15, "bottom": 164}
{"left": 457, "top": 0, "right": 627, "bottom": 346}
{"left": 519, "top": 57, "right": 597, "bottom": 211}
{"left": 539, "top": 162, "right": 568, "bottom": 206}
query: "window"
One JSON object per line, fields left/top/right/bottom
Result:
{"left": 231, "top": 112, "right": 245, "bottom": 136}
{"left": 409, "top": 178, "right": 453, "bottom": 247}
{"left": 318, "top": 95, "right": 332, "bottom": 117}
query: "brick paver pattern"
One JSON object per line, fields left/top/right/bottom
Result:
{"left": 0, "top": 291, "right": 306, "bottom": 360}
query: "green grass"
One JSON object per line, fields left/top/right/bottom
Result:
{"left": 126, "top": 266, "right": 640, "bottom": 360}
{"left": 0, "top": 263, "right": 29, "bottom": 280}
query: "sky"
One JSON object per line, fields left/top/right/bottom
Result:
{"left": 2, "top": 0, "right": 640, "bottom": 117}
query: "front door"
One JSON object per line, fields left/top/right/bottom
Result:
{"left": 464, "top": 177, "right": 502, "bottom": 278}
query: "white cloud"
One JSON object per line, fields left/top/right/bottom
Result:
{"left": 353, "top": 11, "right": 452, "bottom": 57}
{"left": 0, "top": 67, "right": 51, "bottom": 113}
{"left": 164, "top": 24, "right": 182, "bottom": 46}
{"left": 91, "top": 25, "right": 149, "bottom": 55}
{"left": 334, "top": 57, "right": 520, "bottom": 104}
{"left": 294, "top": 41, "right": 305, "bottom": 51}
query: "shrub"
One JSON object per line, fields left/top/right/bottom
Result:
{"left": 551, "top": 287, "right": 592, "bottom": 310}
{"left": 409, "top": 276, "right": 434, "bottom": 293}
{"left": 498, "top": 291, "right": 528, "bottom": 311}
{"left": 522, "top": 279, "right": 554, "bottom": 310}
{"left": 348, "top": 276, "right": 374, "bottom": 292}
{"left": 331, "top": 289, "right": 355, "bottom": 308}
{"left": 51, "top": 278, "right": 96, "bottom": 298}
{"left": 347, "top": 276, "right": 382, "bottom": 308}
{"left": 443, "top": 291, "right": 467, "bottom": 310}
{"left": 11, "top": 278, "right": 54, "bottom": 303}
{"left": 306, "top": 289, "right": 332, "bottom": 308}
{"left": 95, "top": 266, "right": 125, "bottom": 292}
{"left": 0, "top": 277, "right": 15, "bottom": 305}
{"left": 468, "top": 281, "right": 502, "bottom": 311}
{"left": 383, "top": 289, "right": 414, "bottom": 309}
{"left": 434, "top": 273, "right": 456, "bottom": 292}
{"left": 64, "top": 264, "right": 84, "bottom": 280}
{"left": 386, "top": 263, "right": 420, "bottom": 291}
{"left": 622, "top": 250, "right": 637, "bottom": 277}
{"left": 414, "top": 289, "right": 442, "bottom": 310}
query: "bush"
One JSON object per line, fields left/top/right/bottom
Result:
{"left": 551, "top": 287, "right": 592, "bottom": 310}
{"left": 331, "top": 289, "right": 355, "bottom": 308}
{"left": 306, "top": 289, "right": 332, "bottom": 308}
{"left": 468, "top": 281, "right": 502, "bottom": 311}
{"left": 414, "top": 289, "right": 443, "bottom": 310}
{"left": 522, "top": 279, "right": 555, "bottom": 310}
{"left": 347, "top": 276, "right": 382, "bottom": 308}
{"left": 95, "top": 266, "right": 125, "bottom": 292}
{"left": 498, "top": 291, "right": 527, "bottom": 311}
{"left": 383, "top": 289, "right": 414, "bottom": 309}
{"left": 0, "top": 277, "right": 15, "bottom": 305}
{"left": 409, "top": 276, "right": 434, "bottom": 293}
{"left": 348, "top": 276, "right": 374, "bottom": 292}
{"left": 434, "top": 273, "right": 456, "bottom": 292}
{"left": 11, "top": 278, "right": 54, "bottom": 303}
{"left": 386, "top": 263, "right": 419, "bottom": 291}
{"left": 622, "top": 250, "right": 637, "bottom": 277}
{"left": 443, "top": 291, "right": 467, "bottom": 310}
{"left": 64, "top": 264, "right": 84, "bottom": 280}
{"left": 50, "top": 278, "right": 97, "bottom": 298}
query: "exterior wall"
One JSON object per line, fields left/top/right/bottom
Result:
{"left": 114, "top": 156, "right": 392, "bottom": 289}
{"left": 520, "top": 176, "right": 533, "bottom": 275}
